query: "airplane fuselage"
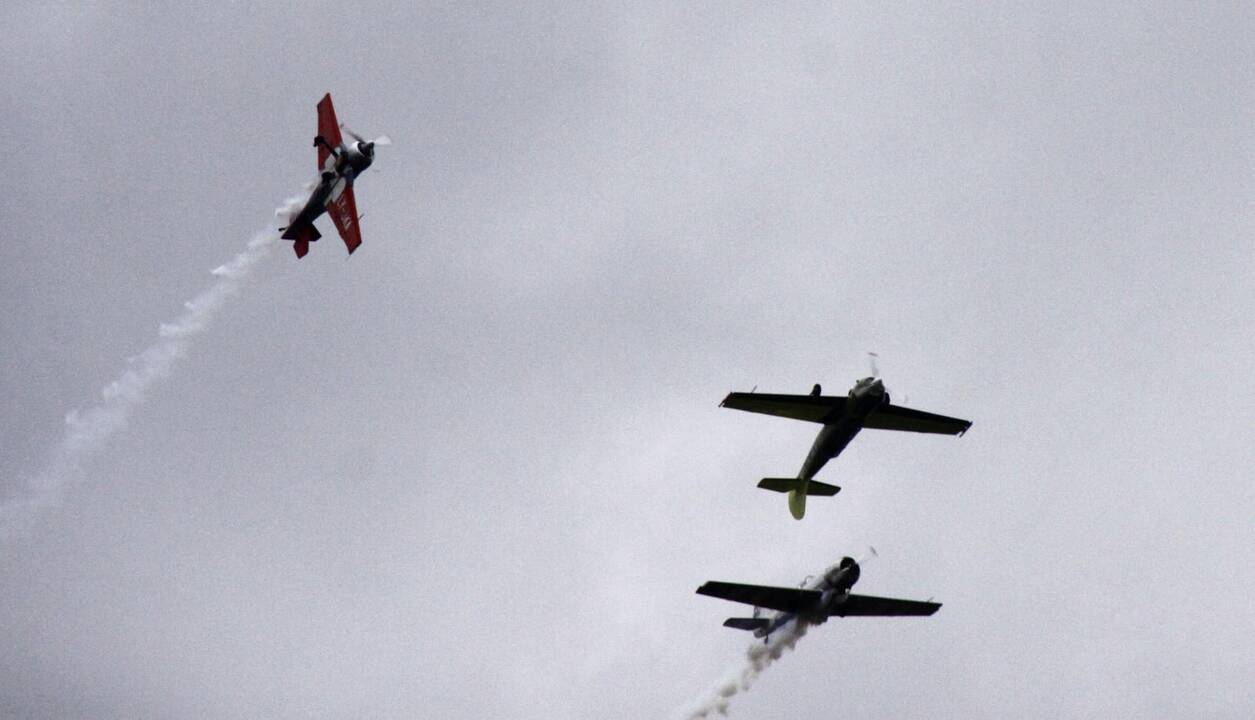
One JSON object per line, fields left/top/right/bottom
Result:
{"left": 798, "top": 376, "right": 889, "bottom": 479}
{"left": 798, "top": 421, "right": 861, "bottom": 479}
{"left": 287, "top": 175, "right": 338, "bottom": 231}
{"left": 753, "top": 558, "right": 861, "bottom": 639}
{"left": 756, "top": 609, "right": 800, "bottom": 638}
{"left": 286, "top": 140, "right": 375, "bottom": 237}
{"left": 788, "top": 377, "right": 889, "bottom": 518}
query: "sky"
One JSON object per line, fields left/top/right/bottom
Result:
{"left": 1, "top": 2, "right": 1252, "bottom": 718}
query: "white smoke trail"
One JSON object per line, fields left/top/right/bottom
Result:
{"left": 673, "top": 615, "right": 812, "bottom": 718}
{"left": 0, "top": 196, "right": 306, "bottom": 542}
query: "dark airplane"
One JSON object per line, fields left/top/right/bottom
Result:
{"left": 696, "top": 553, "right": 940, "bottom": 641}
{"left": 721, "top": 361, "right": 971, "bottom": 519}
{"left": 280, "top": 93, "right": 390, "bottom": 258}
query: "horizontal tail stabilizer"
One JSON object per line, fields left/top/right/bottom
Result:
{"left": 757, "top": 478, "right": 841, "bottom": 496}
{"left": 281, "top": 223, "right": 321, "bottom": 242}
{"left": 281, "top": 223, "right": 321, "bottom": 259}
{"left": 723, "top": 617, "right": 770, "bottom": 631}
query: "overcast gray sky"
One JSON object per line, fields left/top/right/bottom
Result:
{"left": 2, "top": 2, "right": 1252, "bottom": 718}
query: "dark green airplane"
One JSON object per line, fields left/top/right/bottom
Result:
{"left": 697, "top": 553, "right": 940, "bottom": 641}
{"left": 721, "top": 370, "right": 971, "bottom": 519}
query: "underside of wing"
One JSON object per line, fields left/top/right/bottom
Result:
{"left": 326, "top": 184, "right": 362, "bottom": 254}
{"left": 720, "top": 392, "right": 846, "bottom": 423}
{"left": 316, "top": 93, "right": 343, "bottom": 172}
{"left": 830, "top": 593, "right": 941, "bottom": 617}
{"left": 863, "top": 404, "right": 971, "bottom": 435}
{"left": 696, "top": 581, "right": 820, "bottom": 614}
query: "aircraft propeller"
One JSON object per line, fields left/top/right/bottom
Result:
{"left": 859, "top": 545, "right": 879, "bottom": 565}
{"left": 340, "top": 122, "right": 393, "bottom": 153}
{"left": 865, "top": 351, "right": 909, "bottom": 405}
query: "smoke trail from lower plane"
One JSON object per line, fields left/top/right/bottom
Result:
{"left": 673, "top": 615, "right": 812, "bottom": 718}
{"left": 0, "top": 196, "right": 305, "bottom": 542}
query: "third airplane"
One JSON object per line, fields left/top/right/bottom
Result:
{"left": 696, "top": 553, "right": 940, "bottom": 641}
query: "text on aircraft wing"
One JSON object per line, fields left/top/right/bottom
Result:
{"left": 326, "top": 184, "right": 362, "bottom": 254}
{"left": 316, "top": 93, "right": 344, "bottom": 171}
{"left": 862, "top": 404, "right": 972, "bottom": 435}
{"left": 720, "top": 392, "right": 846, "bottom": 424}
{"left": 696, "top": 581, "right": 821, "bottom": 614}
{"left": 829, "top": 593, "right": 942, "bottom": 617}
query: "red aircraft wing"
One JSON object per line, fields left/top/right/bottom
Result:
{"left": 326, "top": 184, "right": 363, "bottom": 254}
{"left": 316, "top": 93, "right": 344, "bottom": 172}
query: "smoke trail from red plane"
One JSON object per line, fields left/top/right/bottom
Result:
{"left": 0, "top": 196, "right": 306, "bottom": 542}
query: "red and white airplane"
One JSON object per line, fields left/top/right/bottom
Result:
{"left": 280, "top": 93, "right": 389, "bottom": 258}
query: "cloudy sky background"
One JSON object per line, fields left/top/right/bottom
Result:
{"left": 2, "top": 2, "right": 1252, "bottom": 717}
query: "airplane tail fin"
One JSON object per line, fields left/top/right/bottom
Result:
{"left": 280, "top": 223, "right": 321, "bottom": 259}
{"left": 757, "top": 478, "right": 841, "bottom": 496}
{"left": 723, "top": 618, "right": 769, "bottom": 631}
